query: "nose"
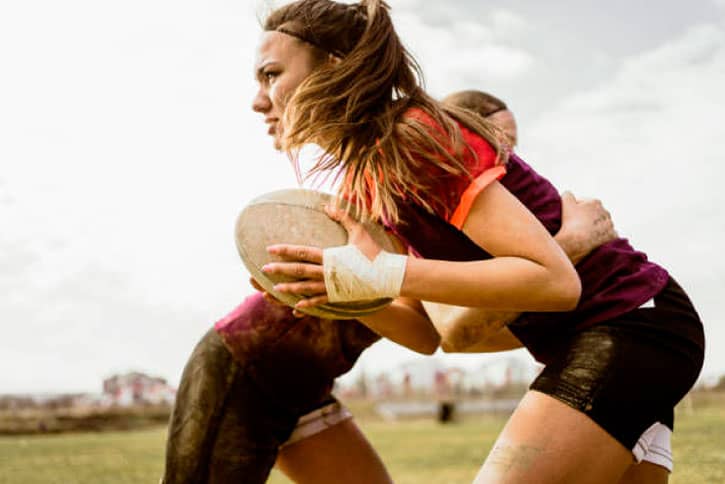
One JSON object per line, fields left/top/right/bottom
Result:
{"left": 252, "top": 87, "right": 271, "bottom": 113}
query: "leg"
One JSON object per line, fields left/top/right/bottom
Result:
{"left": 276, "top": 418, "right": 392, "bottom": 484}
{"left": 206, "top": 357, "right": 298, "bottom": 483}
{"left": 163, "top": 294, "right": 382, "bottom": 483}
{"left": 162, "top": 328, "right": 243, "bottom": 483}
{"left": 473, "top": 391, "right": 634, "bottom": 484}
{"left": 162, "top": 328, "right": 297, "bottom": 483}
{"left": 618, "top": 421, "right": 672, "bottom": 484}
{"left": 617, "top": 462, "right": 669, "bottom": 484}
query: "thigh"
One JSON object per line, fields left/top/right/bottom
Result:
{"left": 276, "top": 418, "right": 392, "bottom": 484}
{"left": 474, "top": 391, "right": 633, "bottom": 484}
{"left": 163, "top": 328, "right": 241, "bottom": 483}
{"left": 618, "top": 462, "right": 669, "bottom": 484}
{"left": 207, "top": 360, "right": 299, "bottom": 484}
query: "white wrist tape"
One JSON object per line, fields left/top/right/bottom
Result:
{"left": 323, "top": 245, "right": 407, "bottom": 302}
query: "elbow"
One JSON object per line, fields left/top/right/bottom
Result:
{"left": 437, "top": 326, "right": 467, "bottom": 353}
{"left": 555, "top": 272, "right": 581, "bottom": 311}
{"left": 440, "top": 339, "right": 462, "bottom": 353}
{"left": 419, "top": 332, "right": 441, "bottom": 355}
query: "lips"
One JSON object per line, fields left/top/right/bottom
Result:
{"left": 265, "top": 118, "right": 278, "bottom": 136}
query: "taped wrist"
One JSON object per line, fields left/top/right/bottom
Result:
{"left": 323, "top": 245, "right": 407, "bottom": 302}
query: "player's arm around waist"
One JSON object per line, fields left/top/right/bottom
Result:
{"left": 424, "top": 303, "right": 523, "bottom": 353}
{"left": 444, "top": 325, "right": 524, "bottom": 353}
{"left": 358, "top": 296, "right": 440, "bottom": 355}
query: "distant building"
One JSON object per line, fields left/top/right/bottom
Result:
{"left": 102, "top": 372, "right": 176, "bottom": 406}
{"left": 337, "top": 355, "right": 540, "bottom": 400}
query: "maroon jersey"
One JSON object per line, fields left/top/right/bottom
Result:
{"left": 389, "top": 118, "right": 669, "bottom": 363}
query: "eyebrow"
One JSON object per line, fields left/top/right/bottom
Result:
{"left": 254, "top": 60, "right": 278, "bottom": 80}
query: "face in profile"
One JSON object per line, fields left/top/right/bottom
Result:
{"left": 486, "top": 109, "right": 518, "bottom": 148}
{"left": 251, "top": 31, "right": 320, "bottom": 150}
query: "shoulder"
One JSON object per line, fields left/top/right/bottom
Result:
{"left": 403, "top": 107, "right": 498, "bottom": 174}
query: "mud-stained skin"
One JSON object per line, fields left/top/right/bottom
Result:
{"left": 486, "top": 443, "right": 544, "bottom": 474}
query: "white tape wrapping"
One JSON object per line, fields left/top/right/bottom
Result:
{"left": 323, "top": 245, "right": 407, "bottom": 303}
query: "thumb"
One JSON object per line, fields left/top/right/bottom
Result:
{"left": 324, "top": 204, "right": 360, "bottom": 236}
{"left": 560, "top": 190, "right": 577, "bottom": 204}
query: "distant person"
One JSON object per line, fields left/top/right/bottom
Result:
{"left": 434, "top": 369, "right": 455, "bottom": 423}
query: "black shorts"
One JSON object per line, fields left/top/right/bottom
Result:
{"left": 530, "top": 277, "right": 705, "bottom": 451}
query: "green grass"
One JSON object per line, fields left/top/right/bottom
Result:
{"left": 0, "top": 428, "right": 164, "bottom": 484}
{"left": 1, "top": 405, "right": 724, "bottom": 484}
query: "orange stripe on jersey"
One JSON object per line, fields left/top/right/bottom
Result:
{"left": 449, "top": 165, "right": 508, "bottom": 230}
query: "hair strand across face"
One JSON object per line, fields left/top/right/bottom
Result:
{"left": 265, "top": 0, "right": 504, "bottom": 223}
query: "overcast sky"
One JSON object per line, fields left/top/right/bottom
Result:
{"left": 1, "top": 0, "right": 724, "bottom": 394}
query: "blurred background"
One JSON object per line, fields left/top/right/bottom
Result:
{"left": 1, "top": 0, "right": 724, "bottom": 482}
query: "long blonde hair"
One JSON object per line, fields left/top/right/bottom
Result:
{"left": 265, "top": 0, "right": 503, "bottom": 223}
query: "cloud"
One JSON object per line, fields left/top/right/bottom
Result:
{"left": 522, "top": 22, "right": 725, "bottom": 380}
{"left": 0, "top": 0, "right": 282, "bottom": 393}
{"left": 391, "top": 6, "right": 534, "bottom": 96}
{"left": 0, "top": 261, "right": 214, "bottom": 393}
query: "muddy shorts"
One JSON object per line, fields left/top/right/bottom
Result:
{"left": 530, "top": 277, "right": 705, "bottom": 469}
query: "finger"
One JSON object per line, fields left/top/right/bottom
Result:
{"left": 263, "top": 261, "right": 324, "bottom": 280}
{"left": 249, "top": 277, "right": 269, "bottom": 293}
{"left": 295, "top": 294, "right": 330, "bottom": 309}
{"left": 266, "top": 244, "right": 323, "bottom": 264}
{"left": 273, "top": 280, "right": 327, "bottom": 296}
{"left": 262, "top": 291, "right": 286, "bottom": 306}
{"left": 560, "top": 190, "right": 576, "bottom": 204}
{"left": 578, "top": 197, "right": 601, "bottom": 207}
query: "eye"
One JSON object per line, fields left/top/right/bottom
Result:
{"left": 264, "top": 70, "right": 279, "bottom": 82}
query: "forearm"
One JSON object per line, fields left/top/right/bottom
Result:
{"left": 554, "top": 231, "right": 588, "bottom": 265}
{"left": 432, "top": 229, "right": 585, "bottom": 352}
{"left": 357, "top": 299, "right": 440, "bottom": 355}
{"left": 423, "top": 301, "right": 520, "bottom": 353}
{"left": 434, "top": 230, "right": 585, "bottom": 353}
{"left": 402, "top": 256, "right": 580, "bottom": 312}
{"left": 554, "top": 192, "right": 618, "bottom": 265}
{"left": 446, "top": 326, "right": 523, "bottom": 353}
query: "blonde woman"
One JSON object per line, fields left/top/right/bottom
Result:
{"left": 257, "top": 2, "right": 704, "bottom": 484}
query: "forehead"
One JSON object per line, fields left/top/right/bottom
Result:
{"left": 487, "top": 109, "right": 516, "bottom": 127}
{"left": 255, "top": 31, "right": 306, "bottom": 67}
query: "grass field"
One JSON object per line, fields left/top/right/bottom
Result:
{"left": 1, "top": 403, "right": 724, "bottom": 484}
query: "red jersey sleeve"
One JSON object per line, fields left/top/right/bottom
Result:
{"left": 406, "top": 108, "right": 506, "bottom": 229}
{"left": 448, "top": 124, "right": 506, "bottom": 229}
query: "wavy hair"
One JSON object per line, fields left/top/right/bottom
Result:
{"left": 442, "top": 90, "right": 508, "bottom": 118}
{"left": 265, "top": 0, "right": 503, "bottom": 223}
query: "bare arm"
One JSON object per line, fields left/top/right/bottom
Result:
{"left": 400, "top": 181, "right": 581, "bottom": 311}
{"left": 437, "top": 191, "right": 617, "bottom": 353}
{"left": 357, "top": 297, "right": 440, "bottom": 355}
{"left": 553, "top": 191, "right": 617, "bottom": 265}
{"left": 266, "top": 182, "right": 580, "bottom": 354}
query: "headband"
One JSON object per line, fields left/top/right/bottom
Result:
{"left": 275, "top": 26, "right": 347, "bottom": 58}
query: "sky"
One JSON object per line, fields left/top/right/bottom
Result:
{"left": 1, "top": 0, "right": 724, "bottom": 394}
